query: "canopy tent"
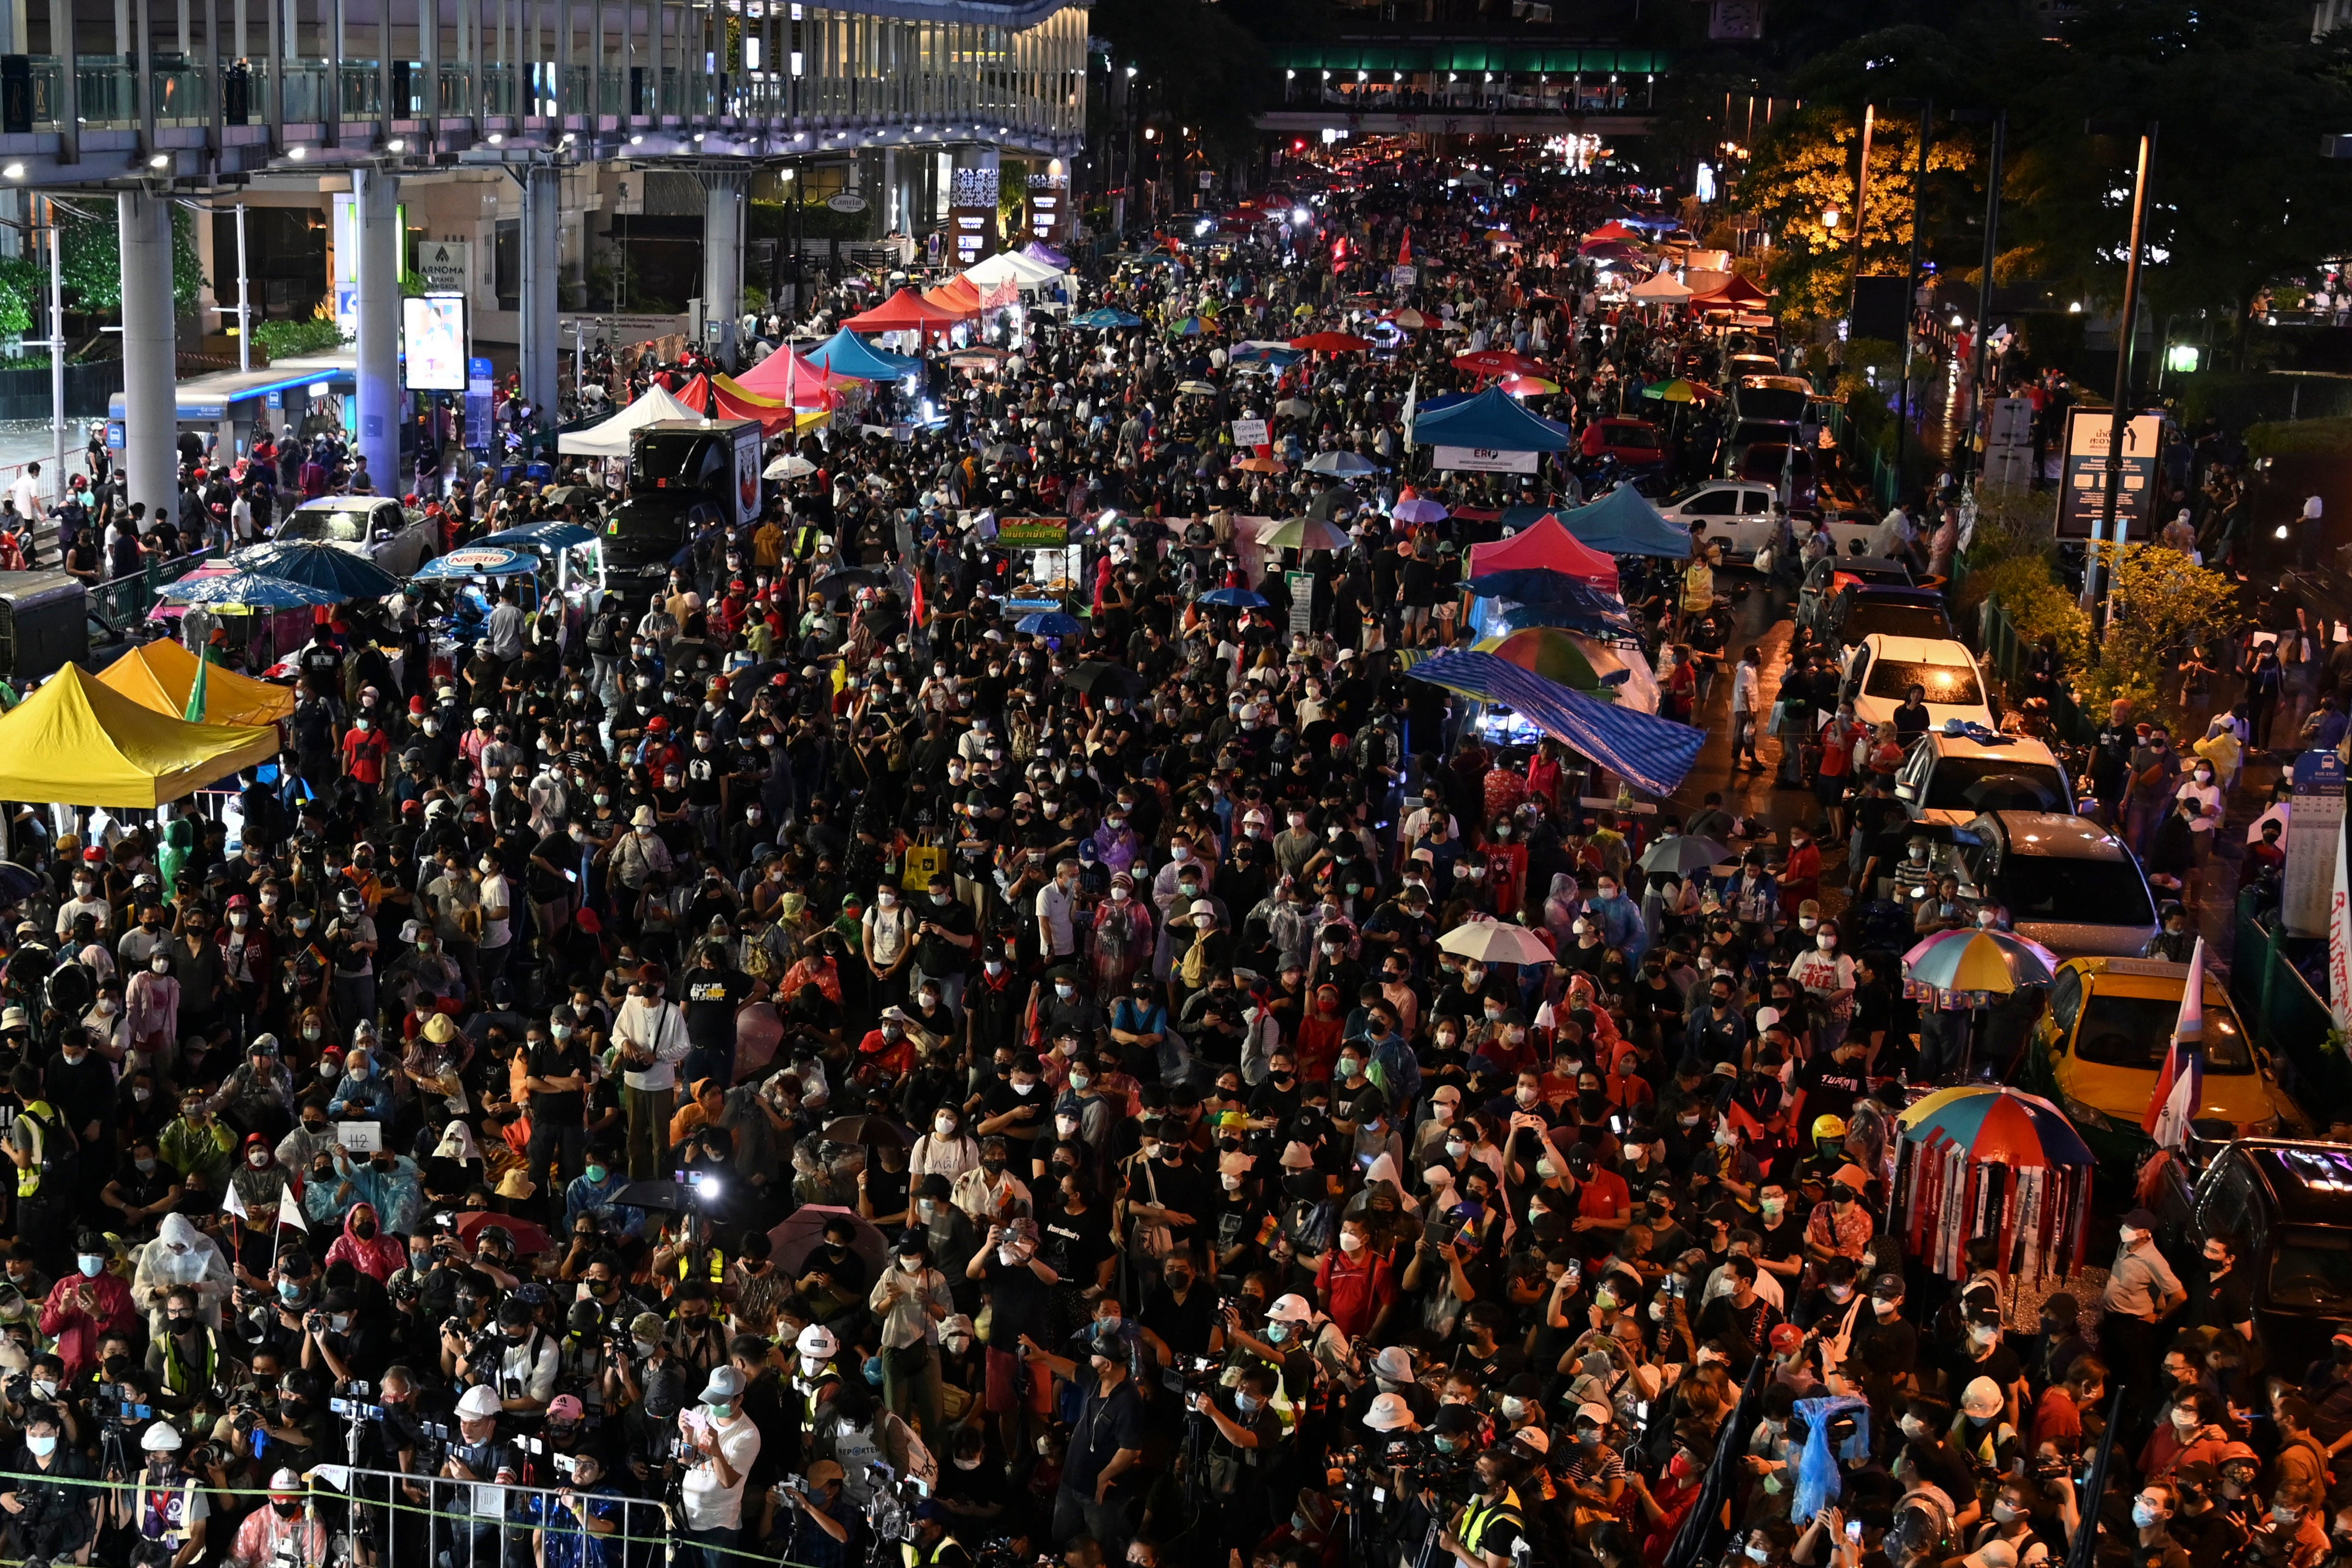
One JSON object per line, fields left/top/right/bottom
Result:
{"left": 1468, "top": 511, "right": 1620, "bottom": 591}
{"left": 962, "top": 251, "right": 1062, "bottom": 290}
{"left": 1022, "top": 240, "right": 1070, "bottom": 268}
{"left": 555, "top": 384, "right": 705, "bottom": 456}
{"left": 95, "top": 638, "right": 295, "bottom": 727}
{"left": 1628, "top": 272, "right": 1694, "bottom": 302}
{"left": 802, "top": 328, "right": 922, "bottom": 381}
{"left": 922, "top": 276, "right": 983, "bottom": 318}
{"left": 0, "top": 662, "right": 279, "bottom": 807}
{"left": 1694, "top": 270, "right": 1771, "bottom": 308}
{"left": 1405, "top": 651, "right": 1703, "bottom": 796}
{"left": 1561, "top": 485, "right": 1694, "bottom": 558}
{"left": 1585, "top": 220, "right": 1642, "bottom": 242}
{"left": 841, "top": 288, "right": 962, "bottom": 334}
{"left": 1410, "top": 385, "right": 1573, "bottom": 451}
{"left": 732, "top": 346, "right": 858, "bottom": 405}
{"left": 672, "top": 375, "right": 806, "bottom": 433}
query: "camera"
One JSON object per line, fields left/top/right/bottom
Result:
{"left": 330, "top": 1396, "right": 385, "bottom": 1422}
{"left": 95, "top": 1382, "right": 153, "bottom": 1423}
{"left": 1161, "top": 1353, "right": 1221, "bottom": 1400}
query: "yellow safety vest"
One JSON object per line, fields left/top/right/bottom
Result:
{"left": 1460, "top": 1489, "right": 1524, "bottom": 1558}
{"left": 902, "top": 1533, "right": 963, "bottom": 1568}
{"left": 15, "top": 1101, "right": 55, "bottom": 1198}
{"left": 675, "top": 1247, "right": 725, "bottom": 1284}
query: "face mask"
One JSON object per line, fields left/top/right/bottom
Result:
{"left": 2121, "top": 1226, "right": 2144, "bottom": 1247}
{"left": 1746, "top": 1548, "right": 1771, "bottom": 1565}
{"left": 2134, "top": 1502, "right": 2163, "bottom": 1530}
{"left": 26, "top": 1434, "right": 55, "bottom": 1458}
{"left": 76, "top": 1255, "right": 103, "bottom": 1277}
{"left": 1339, "top": 1231, "right": 1365, "bottom": 1254}
{"left": 1872, "top": 1297, "right": 1898, "bottom": 1318}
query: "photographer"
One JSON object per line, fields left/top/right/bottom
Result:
{"left": 118, "top": 1421, "right": 208, "bottom": 1568}
{"left": 527, "top": 1438, "right": 624, "bottom": 1568}
{"left": 299, "top": 1284, "right": 385, "bottom": 1387}
{"left": 1433, "top": 1447, "right": 1529, "bottom": 1568}
{"left": 1187, "top": 1364, "right": 1284, "bottom": 1549}
{"left": 466, "top": 1294, "right": 561, "bottom": 1414}
{"left": 776, "top": 1456, "right": 862, "bottom": 1568}
{"left": 0, "top": 1402, "right": 96, "bottom": 1565}
{"left": 434, "top": 1383, "right": 520, "bottom": 1568}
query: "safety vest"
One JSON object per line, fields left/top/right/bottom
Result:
{"left": 15, "top": 1101, "right": 55, "bottom": 1198}
{"left": 1459, "top": 1489, "right": 1524, "bottom": 1557}
{"left": 794, "top": 1363, "right": 838, "bottom": 1425}
{"left": 675, "top": 1246, "right": 725, "bottom": 1284}
{"left": 161, "top": 1328, "right": 219, "bottom": 1395}
{"left": 140, "top": 1476, "right": 201, "bottom": 1545}
{"left": 902, "top": 1533, "right": 963, "bottom": 1568}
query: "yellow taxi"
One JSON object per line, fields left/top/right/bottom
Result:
{"left": 2025, "top": 956, "right": 2306, "bottom": 1165}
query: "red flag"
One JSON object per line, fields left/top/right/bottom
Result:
{"left": 1397, "top": 227, "right": 1413, "bottom": 267}
{"left": 910, "top": 570, "right": 928, "bottom": 627}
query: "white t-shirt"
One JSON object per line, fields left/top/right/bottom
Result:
{"left": 478, "top": 872, "right": 513, "bottom": 949}
{"left": 680, "top": 1408, "right": 761, "bottom": 1530}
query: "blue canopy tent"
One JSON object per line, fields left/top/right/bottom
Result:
{"left": 1562, "top": 485, "right": 1694, "bottom": 558}
{"left": 804, "top": 328, "right": 919, "bottom": 380}
{"left": 1410, "top": 385, "right": 1573, "bottom": 451}
{"left": 1462, "top": 572, "right": 1640, "bottom": 640}
{"left": 1407, "top": 650, "right": 1705, "bottom": 797}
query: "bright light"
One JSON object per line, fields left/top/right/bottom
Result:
{"left": 1125, "top": 65, "right": 1136, "bottom": 77}
{"left": 0, "top": 163, "right": 21, "bottom": 180}
{"left": 385, "top": 137, "right": 405, "bottom": 151}
{"left": 2068, "top": 301, "right": 2083, "bottom": 313}
{"left": 1950, "top": 313, "right": 1965, "bottom": 328}
{"left": 149, "top": 153, "right": 169, "bottom": 169}
{"left": 630, "top": 133, "right": 643, "bottom": 144}
{"left": 487, "top": 131, "right": 504, "bottom": 144}
{"left": 1195, "top": 219, "right": 1211, "bottom": 235}
{"left": 2166, "top": 343, "right": 2202, "bottom": 373}
{"left": 2277, "top": 523, "right": 2293, "bottom": 539}
{"left": 289, "top": 146, "right": 308, "bottom": 159}
{"left": 1821, "top": 206, "right": 1840, "bottom": 228}
{"left": 1291, "top": 207, "right": 1310, "bottom": 225}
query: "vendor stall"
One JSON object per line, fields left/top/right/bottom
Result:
{"left": 0, "top": 663, "right": 279, "bottom": 807}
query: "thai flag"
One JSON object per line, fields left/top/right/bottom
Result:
{"left": 2145, "top": 935, "right": 2205, "bottom": 1149}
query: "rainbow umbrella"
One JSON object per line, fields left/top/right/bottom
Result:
{"left": 1899, "top": 1085, "right": 2094, "bottom": 1169}
{"left": 1473, "top": 626, "right": 1626, "bottom": 695}
{"left": 1900, "top": 928, "right": 2057, "bottom": 1010}
{"left": 1500, "top": 375, "right": 1563, "bottom": 397}
{"left": 1640, "top": 379, "right": 1703, "bottom": 403}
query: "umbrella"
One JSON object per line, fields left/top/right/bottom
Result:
{"left": 814, "top": 566, "right": 889, "bottom": 599}
{"left": 1387, "top": 308, "right": 1435, "bottom": 329}
{"left": 1235, "top": 455, "right": 1285, "bottom": 473}
{"left": 1016, "top": 611, "right": 1084, "bottom": 638}
{"left": 1436, "top": 919, "right": 1555, "bottom": 966}
{"left": 1255, "top": 516, "right": 1350, "bottom": 552}
{"left": 1465, "top": 569, "right": 1637, "bottom": 619}
{"left": 1306, "top": 485, "right": 1366, "bottom": 522}
{"left": 411, "top": 547, "right": 538, "bottom": 581}
{"left": 451, "top": 1209, "right": 554, "bottom": 1255}
{"left": 1639, "top": 835, "right": 1733, "bottom": 875}
{"left": 231, "top": 540, "right": 404, "bottom": 599}
{"left": 1199, "top": 587, "right": 1268, "bottom": 609}
{"left": 766, "top": 453, "right": 818, "bottom": 478}
{"left": 1275, "top": 397, "right": 1314, "bottom": 417}
{"left": 1897, "top": 1085, "right": 2095, "bottom": 1168}
{"left": 980, "top": 442, "right": 1025, "bottom": 464}
{"left": 1454, "top": 349, "right": 1547, "bottom": 379}
{"left": 821, "top": 1113, "right": 911, "bottom": 1147}
{"left": 539, "top": 485, "right": 602, "bottom": 510}
{"left": 1062, "top": 661, "right": 1145, "bottom": 696}
{"left": 1289, "top": 332, "right": 1373, "bottom": 352}
{"left": 1476, "top": 626, "right": 1629, "bottom": 693}
{"left": 768, "top": 1204, "right": 889, "bottom": 1276}
{"left": 609, "top": 1179, "right": 699, "bottom": 1212}
{"left": 1303, "top": 450, "right": 1381, "bottom": 477}
{"left": 158, "top": 570, "right": 348, "bottom": 611}
{"left": 1500, "top": 375, "right": 1562, "bottom": 397}
{"left": 1640, "top": 379, "right": 1704, "bottom": 403}
{"left": 1901, "top": 928, "right": 2058, "bottom": 1004}
{"left": 1167, "top": 315, "right": 1207, "bottom": 337}
{"left": 1392, "top": 497, "right": 1450, "bottom": 524}
{"left": 478, "top": 520, "right": 597, "bottom": 551}
{"left": 1071, "top": 307, "right": 1143, "bottom": 328}
{"left": 1177, "top": 380, "right": 1220, "bottom": 396}
{"left": 0, "top": 862, "right": 44, "bottom": 906}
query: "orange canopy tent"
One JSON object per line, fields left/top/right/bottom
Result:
{"left": 843, "top": 288, "right": 961, "bottom": 334}
{"left": 1694, "top": 270, "right": 1771, "bottom": 308}
{"left": 1467, "top": 511, "right": 1622, "bottom": 592}
{"left": 730, "top": 348, "right": 854, "bottom": 409}
{"left": 922, "top": 276, "right": 982, "bottom": 318}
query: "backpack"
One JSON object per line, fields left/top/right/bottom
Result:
{"left": 20, "top": 1101, "right": 77, "bottom": 1186}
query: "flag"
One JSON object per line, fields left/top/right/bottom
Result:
{"left": 221, "top": 1180, "right": 248, "bottom": 1222}
{"left": 277, "top": 1188, "right": 308, "bottom": 1232}
{"left": 1402, "top": 374, "right": 1419, "bottom": 451}
{"left": 981, "top": 278, "right": 1018, "bottom": 312}
{"left": 1397, "top": 227, "right": 1413, "bottom": 267}
{"left": 183, "top": 643, "right": 208, "bottom": 723}
{"left": 2146, "top": 935, "right": 2205, "bottom": 1148}
{"left": 2330, "top": 825, "right": 2351, "bottom": 1030}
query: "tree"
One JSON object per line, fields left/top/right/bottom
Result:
{"left": 2074, "top": 542, "right": 2239, "bottom": 721}
{"left": 1733, "top": 104, "right": 1974, "bottom": 325}
{"left": 59, "top": 203, "right": 207, "bottom": 318}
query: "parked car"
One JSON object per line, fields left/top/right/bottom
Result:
{"left": 1734, "top": 441, "right": 1818, "bottom": 508}
{"left": 1830, "top": 585, "right": 1955, "bottom": 648}
{"left": 275, "top": 496, "right": 440, "bottom": 577}
{"left": 1657, "top": 479, "right": 1875, "bottom": 563}
{"left": 1837, "top": 632, "right": 1994, "bottom": 730}
{"left": 1953, "top": 811, "right": 2159, "bottom": 959}
{"left": 1581, "top": 416, "right": 1669, "bottom": 477}
{"left": 2026, "top": 955, "right": 2300, "bottom": 1165}
{"left": 1731, "top": 375, "right": 1813, "bottom": 428}
{"left": 2147, "top": 1138, "right": 2348, "bottom": 1370}
{"left": 1895, "top": 730, "right": 2075, "bottom": 827}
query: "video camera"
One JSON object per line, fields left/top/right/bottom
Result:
{"left": 1160, "top": 1353, "right": 1221, "bottom": 1400}
{"left": 95, "top": 1382, "right": 153, "bottom": 1424}
{"left": 862, "top": 1461, "right": 928, "bottom": 1545}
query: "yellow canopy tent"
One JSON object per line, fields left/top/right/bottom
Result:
{"left": 0, "top": 663, "right": 279, "bottom": 807}
{"left": 95, "top": 639, "right": 296, "bottom": 728}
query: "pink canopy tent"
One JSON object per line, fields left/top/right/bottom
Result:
{"left": 731, "top": 346, "right": 854, "bottom": 407}
{"left": 1468, "top": 511, "right": 1622, "bottom": 592}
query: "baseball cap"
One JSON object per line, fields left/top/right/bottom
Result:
{"left": 547, "top": 1395, "right": 587, "bottom": 1422}
{"left": 700, "top": 1368, "right": 746, "bottom": 1404}
{"left": 2121, "top": 1208, "right": 2158, "bottom": 1233}
{"left": 1870, "top": 1273, "right": 1906, "bottom": 1300}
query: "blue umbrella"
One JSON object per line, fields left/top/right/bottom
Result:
{"left": 1304, "top": 450, "right": 1381, "bottom": 477}
{"left": 1071, "top": 308, "right": 1143, "bottom": 329}
{"left": 479, "top": 520, "right": 597, "bottom": 551}
{"left": 412, "top": 547, "right": 540, "bottom": 580}
{"left": 231, "top": 540, "right": 403, "bottom": 600}
{"left": 159, "top": 569, "right": 349, "bottom": 610}
{"left": 1016, "top": 611, "right": 1084, "bottom": 638}
{"left": 1198, "top": 587, "right": 1268, "bottom": 609}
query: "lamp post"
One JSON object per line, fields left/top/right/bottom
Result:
{"left": 2081, "top": 120, "right": 2158, "bottom": 621}
{"left": 1950, "top": 109, "right": 2005, "bottom": 484}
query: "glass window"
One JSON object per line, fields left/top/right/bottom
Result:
{"left": 1925, "top": 756, "right": 2070, "bottom": 812}
{"left": 1863, "top": 657, "right": 1983, "bottom": 707}
{"left": 281, "top": 508, "right": 368, "bottom": 544}
{"left": 2269, "top": 1225, "right": 2352, "bottom": 1309}
{"left": 2070, "top": 989, "right": 2250, "bottom": 1071}
{"left": 2048, "top": 969, "right": 2084, "bottom": 1037}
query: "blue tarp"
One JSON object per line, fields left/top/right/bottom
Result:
{"left": 805, "top": 328, "right": 919, "bottom": 380}
{"left": 1461, "top": 572, "right": 1640, "bottom": 639}
{"left": 1411, "top": 385, "right": 1573, "bottom": 451}
{"left": 1562, "top": 484, "right": 1694, "bottom": 558}
{"left": 1407, "top": 650, "right": 1705, "bottom": 796}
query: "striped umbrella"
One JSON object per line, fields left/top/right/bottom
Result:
{"left": 1900, "top": 928, "right": 2057, "bottom": 1010}
{"left": 1896, "top": 1085, "right": 2096, "bottom": 1286}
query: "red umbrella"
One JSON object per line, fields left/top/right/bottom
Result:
{"left": 453, "top": 1209, "right": 554, "bottom": 1256}
{"left": 1453, "top": 349, "right": 1547, "bottom": 379}
{"left": 1289, "top": 332, "right": 1373, "bottom": 352}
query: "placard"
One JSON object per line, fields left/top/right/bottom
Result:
{"left": 1286, "top": 569, "right": 1315, "bottom": 636}
{"left": 2057, "top": 409, "right": 2162, "bottom": 541}
{"left": 335, "top": 1121, "right": 384, "bottom": 1152}
{"left": 1391, "top": 264, "right": 1417, "bottom": 288}
{"left": 1230, "top": 419, "right": 1269, "bottom": 447}
{"left": 2287, "top": 750, "right": 2347, "bottom": 936}
{"left": 996, "top": 520, "right": 1069, "bottom": 548}
{"left": 1433, "top": 444, "right": 1540, "bottom": 475}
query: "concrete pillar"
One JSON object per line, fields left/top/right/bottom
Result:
{"left": 519, "top": 163, "right": 561, "bottom": 416}
{"left": 699, "top": 170, "right": 744, "bottom": 365}
{"left": 353, "top": 166, "right": 400, "bottom": 497}
{"left": 118, "top": 190, "right": 179, "bottom": 523}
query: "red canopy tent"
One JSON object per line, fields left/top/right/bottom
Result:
{"left": 922, "top": 276, "right": 982, "bottom": 317}
{"left": 1693, "top": 270, "right": 1770, "bottom": 308}
{"left": 1467, "top": 511, "right": 1622, "bottom": 592}
{"left": 843, "top": 288, "right": 961, "bottom": 335}
{"left": 731, "top": 347, "right": 853, "bottom": 408}
{"left": 1585, "top": 220, "right": 1642, "bottom": 243}
{"left": 672, "top": 375, "right": 802, "bottom": 433}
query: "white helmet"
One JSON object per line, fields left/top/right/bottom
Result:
{"left": 140, "top": 1421, "right": 183, "bottom": 1452}
{"left": 796, "top": 1324, "right": 839, "bottom": 1360}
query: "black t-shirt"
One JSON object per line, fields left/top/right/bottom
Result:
{"left": 1039, "top": 1199, "right": 1115, "bottom": 1291}
{"left": 913, "top": 896, "right": 975, "bottom": 978}
{"left": 982, "top": 1255, "right": 1054, "bottom": 1349}
{"left": 526, "top": 1038, "right": 587, "bottom": 1120}
{"left": 681, "top": 966, "right": 751, "bottom": 1052}
{"left": 527, "top": 831, "right": 575, "bottom": 902}
{"left": 1138, "top": 1281, "right": 1219, "bottom": 1361}
{"left": 1797, "top": 1054, "right": 1868, "bottom": 1125}
{"left": 683, "top": 744, "right": 730, "bottom": 805}
{"left": 2199, "top": 1266, "right": 2255, "bottom": 1333}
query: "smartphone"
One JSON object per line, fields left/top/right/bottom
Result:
{"left": 1610, "top": 1115, "right": 1624, "bottom": 1134}
{"left": 1635, "top": 1401, "right": 1650, "bottom": 1421}
{"left": 1845, "top": 1523, "right": 1863, "bottom": 1543}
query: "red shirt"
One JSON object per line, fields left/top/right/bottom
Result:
{"left": 1575, "top": 1166, "right": 1631, "bottom": 1223}
{"left": 339, "top": 727, "right": 390, "bottom": 784}
{"left": 1313, "top": 1246, "right": 1396, "bottom": 1341}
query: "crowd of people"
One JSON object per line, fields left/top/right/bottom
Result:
{"left": 0, "top": 146, "right": 2326, "bottom": 1568}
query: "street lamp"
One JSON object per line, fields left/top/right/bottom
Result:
{"left": 2081, "top": 119, "right": 2159, "bottom": 622}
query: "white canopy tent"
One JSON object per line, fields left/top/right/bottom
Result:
{"left": 1628, "top": 272, "right": 1694, "bottom": 302}
{"left": 962, "top": 250, "right": 1064, "bottom": 291}
{"left": 556, "top": 385, "right": 706, "bottom": 456}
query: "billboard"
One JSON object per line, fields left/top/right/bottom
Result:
{"left": 403, "top": 295, "right": 468, "bottom": 391}
{"left": 2056, "top": 409, "right": 2162, "bottom": 541}
{"left": 1433, "top": 444, "right": 1540, "bottom": 474}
